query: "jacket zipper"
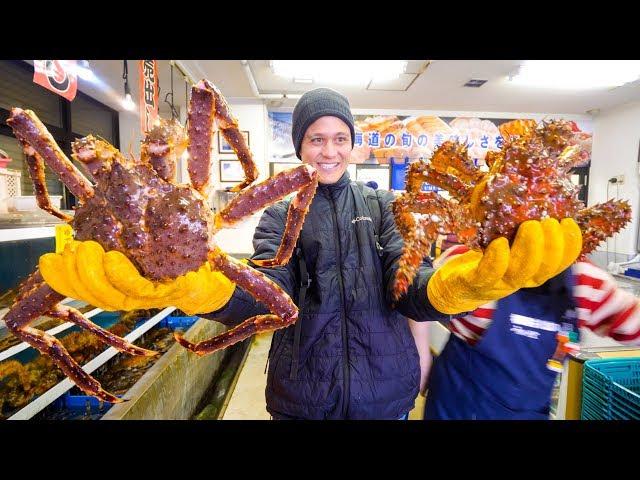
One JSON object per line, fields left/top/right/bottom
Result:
{"left": 328, "top": 194, "right": 350, "bottom": 418}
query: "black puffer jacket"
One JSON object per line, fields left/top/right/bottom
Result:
{"left": 211, "top": 172, "right": 446, "bottom": 419}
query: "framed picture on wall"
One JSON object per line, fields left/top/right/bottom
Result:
{"left": 269, "top": 161, "right": 302, "bottom": 177}
{"left": 218, "top": 130, "right": 250, "bottom": 154}
{"left": 219, "top": 159, "right": 245, "bottom": 182}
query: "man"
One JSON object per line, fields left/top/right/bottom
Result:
{"left": 208, "top": 88, "right": 445, "bottom": 419}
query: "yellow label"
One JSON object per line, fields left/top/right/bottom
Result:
{"left": 55, "top": 224, "right": 74, "bottom": 253}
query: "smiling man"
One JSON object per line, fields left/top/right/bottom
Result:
{"left": 207, "top": 87, "right": 446, "bottom": 419}
{"left": 292, "top": 88, "right": 354, "bottom": 184}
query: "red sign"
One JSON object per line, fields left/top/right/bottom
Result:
{"left": 139, "top": 60, "right": 159, "bottom": 134}
{"left": 33, "top": 60, "right": 78, "bottom": 101}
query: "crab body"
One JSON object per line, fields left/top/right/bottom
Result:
{"left": 72, "top": 139, "right": 213, "bottom": 281}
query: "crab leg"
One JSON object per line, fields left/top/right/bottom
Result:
{"left": 141, "top": 119, "right": 187, "bottom": 182}
{"left": 175, "top": 249, "right": 298, "bottom": 355}
{"left": 187, "top": 81, "right": 216, "bottom": 193}
{"left": 47, "top": 305, "right": 158, "bottom": 357}
{"left": 406, "top": 161, "right": 473, "bottom": 201}
{"left": 15, "top": 269, "right": 47, "bottom": 302}
{"left": 21, "top": 143, "right": 72, "bottom": 221}
{"left": 216, "top": 164, "right": 318, "bottom": 267}
{"left": 576, "top": 199, "right": 632, "bottom": 258}
{"left": 72, "top": 135, "right": 122, "bottom": 176}
{"left": 429, "top": 141, "right": 484, "bottom": 185}
{"left": 2, "top": 273, "right": 157, "bottom": 403}
{"left": 188, "top": 80, "right": 259, "bottom": 195}
{"left": 392, "top": 192, "right": 463, "bottom": 301}
{"left": 7, "top": 108, "right": 94, "bottom": 200}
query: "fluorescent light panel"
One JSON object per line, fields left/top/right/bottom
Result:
{"left": 272, "top": 60, "right": 407, "bottom": 85}
{"left": 510, "top": 60, "right": 640, "bottom": 89}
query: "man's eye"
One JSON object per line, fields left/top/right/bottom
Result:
{"left": 336, "top": 137, "right": 348, "bottom": 144}
{"left": 311, "top": 138, "right": 323, "bottom": 144}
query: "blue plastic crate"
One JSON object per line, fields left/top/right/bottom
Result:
{"left": 51, "top": 391, "right": 122, "bottom": 418}
{"left": 582, "top": 359, "right": 640, "bottom": 420}
{"left": 581, "top": 357, "right": 640, "bottom": 420}
{"left": 63, "top": 393, "right": 120, "bottom": 408}
{"left": 159, "top": 315, "right": 199, "bottom": 330}
{"left": 624, "top": 268, "right": 640, "bottom": 279}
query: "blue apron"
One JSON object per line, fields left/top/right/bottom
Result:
{"left": 425, "top": 268, "right": 576, "bottom": 420}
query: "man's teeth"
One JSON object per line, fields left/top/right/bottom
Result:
{"left": 319, "top": 163, "right": 338, "bottom": 170}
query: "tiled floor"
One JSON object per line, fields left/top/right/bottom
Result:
{"left": 223, "top": 332, "right": 425, "bottom": 420}
{"left": 222, "top": 332, "right": 272, "bottom": 420}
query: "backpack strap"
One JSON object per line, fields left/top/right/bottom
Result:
{"left": 289, "top": 241, "right": 311, "bottom": 381}
{"left": 354, "top": 181, "right": 384, "bottom": 258}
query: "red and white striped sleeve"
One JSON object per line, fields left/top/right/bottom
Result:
{"left": 435, "top": 245, "right": 496, "bottom": 345}
{"left": 572, "top": 261, "right": 640, "bottom": 344}
{"left": 448, "top": 303, "right": 497, "bottom": 345}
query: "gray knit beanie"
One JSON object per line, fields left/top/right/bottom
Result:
{"left": 291, "top": 88, "right": 355, "bottom": 159}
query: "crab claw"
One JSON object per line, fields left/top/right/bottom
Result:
{"left": 173, "top": 333, "right": 206, "bottom": 356}
{"left": 95, "top": 389, "right": 126, "bottom": 404}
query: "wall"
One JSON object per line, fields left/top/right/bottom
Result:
{"left": 588, "top": 100, "right": 640, "bottom": 262}
{"left": 118, "top": 110, "right": 144, "bottom": 158}
{"left": 212, "top": 101, "right": 270, "bottom": 190}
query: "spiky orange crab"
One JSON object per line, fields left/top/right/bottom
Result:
{"left": 391, "top": 119, "right": 631, "bottom": 301}
{"left": 3, "top": 79, "right": 318, "bottom": 402}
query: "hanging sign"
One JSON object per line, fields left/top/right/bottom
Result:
{"left": 33, "top": 60, "right": 78, "bottom": 101}
{"left": 139, "top": 60, "right": 159, "bottom": 134}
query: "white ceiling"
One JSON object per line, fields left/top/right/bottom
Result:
{"left": 67, "top": 60, "right": 640, "bottom": 116}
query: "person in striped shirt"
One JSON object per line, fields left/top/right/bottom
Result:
{"left": 421, "top": 217, "right": 640, "bottom": 420}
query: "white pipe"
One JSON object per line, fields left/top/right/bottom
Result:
{"left": 619, "top": 253, "right": 640, "bottom": 266}
{"left": 172, "top": 60, "right": 197, "bottom": 86}
{"left": 241, "top": 60, "right": 260, "bottom": 97}
{"left": 0, "top": 307, "right": 102, "bottom": 363}
{"left": 607, "top": 253, "right": 640, "bottom": 274}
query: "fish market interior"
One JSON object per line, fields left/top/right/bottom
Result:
{"left": 1, "top": 59, "right": 640, "bottom": 420}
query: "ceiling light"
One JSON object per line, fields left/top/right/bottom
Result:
{"left": 122, "top": 60, "right": 136, "bottom": 111}
{"left": 509, "top": 60, "right": 640, "bottom": 89}
{"left": 122, "top": 89, "right": 135, "bottom": 111}
{"left": 271, "top": 60, "right": 407, "bottom": 86}
{"left": 74, "top": 60, "right": 97, "bottom": 82}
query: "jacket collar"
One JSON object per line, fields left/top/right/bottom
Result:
{"left": 318, "top": 171, "right": 351, "bottom": 195}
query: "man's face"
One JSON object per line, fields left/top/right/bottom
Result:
{"left": 299, "top": 116, "right": 352, "bottom": 184}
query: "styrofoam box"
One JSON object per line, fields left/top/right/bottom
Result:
{"left": 7, "top": 195, "right": 62, "bottom": 212}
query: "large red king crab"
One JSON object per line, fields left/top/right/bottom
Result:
{"left": 3, "top": 79, "right": 318, "bottom": 402}
{"left": 392, "top": 118, "right": 632, "bottom": 300}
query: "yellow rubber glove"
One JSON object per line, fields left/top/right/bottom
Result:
{"left": 427, "top": 218, "right": 582, "bottom": 315}
{"left": 39, "top": 240, "right": 236, "bottom": 315}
